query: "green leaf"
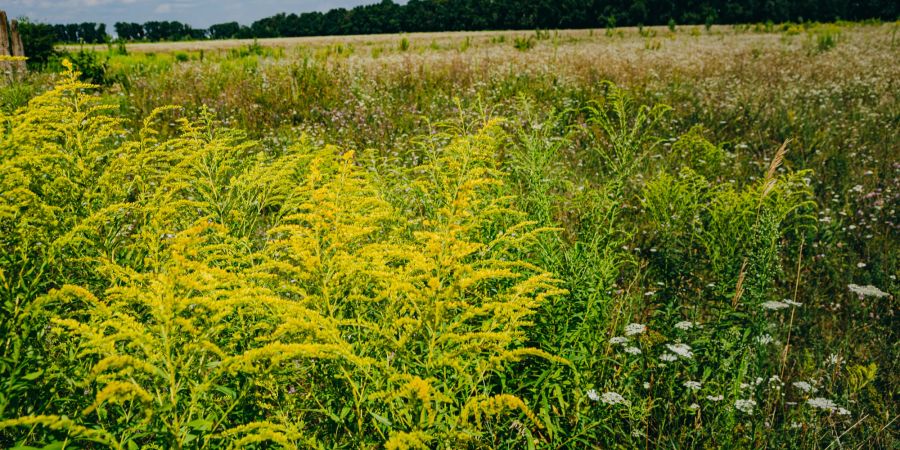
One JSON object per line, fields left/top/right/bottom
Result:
{"left": 369, "top": 411, "right": 392, "bottom": 427}
{"left": 213, "top": 385, "right": 236, "bottom": 398}
{"left": 186, "top": 419, "right": 213, "bottom": 431}
{"left": 22, "top": 370, "right": 43, "bottom": 381}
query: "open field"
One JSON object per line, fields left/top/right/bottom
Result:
{"left": 62, "top": 25, "right": 757, "bottom": 52}
{"left": 2, "top": 21, "right": 898, "bottom": 448}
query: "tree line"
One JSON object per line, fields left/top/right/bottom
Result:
{"left": 18, "top": 0, "right": 900, "bottom": 46}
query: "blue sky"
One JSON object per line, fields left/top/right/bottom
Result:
{"left": 3, "top": 0, "right": 382, "bottom": 28}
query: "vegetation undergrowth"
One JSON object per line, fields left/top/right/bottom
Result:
{"left": 0, "top": 21, "right": 897, "bottom": 448}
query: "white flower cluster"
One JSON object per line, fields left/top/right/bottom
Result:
{"left": 609, "top": 336, "right": 629, "bottom": 345}
{"left": 760, "top": 300, "right": 789, "bottom": 310}
{"left": 848, "top": 284, "right": 889, "bottom": 298}
{"left": 807, "top": 397, "right": 851, "bottom": 416}
{"left": 624, "top": 323, "right": 647, "bottom": 336}
{"left": 659, "top": 353, "right": 678, "bottom": 362}
{"left": 792, "top": 381, "right": 816, "bottom": 393}
{"left": 734, "top": 399, "right": 756, "bottom": 414}
{"left": 601, "top": 391, "right": 629, "bottom": 405}
{"left": 674, "top": 321, "right": 694, "bottom": 330}
{"left": 684, "top": 380, "right": 702, "bottom": 391}
{"left": 665, "top": 343, "right": 693, "bottom": 359}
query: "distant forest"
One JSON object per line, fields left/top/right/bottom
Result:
{"left": 18, "top": 0, "right": 899, "bottom": 47}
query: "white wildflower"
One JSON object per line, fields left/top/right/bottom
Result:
{"left": 856, "top": 262, "right": 866, "bottom": 268}
{"left": 792, "top": 381, "right": 814, "bottom": 393}
{"left": 847, "top": 284, "right": 889, "bottom": 298}
{"left": 625, "top": 323, "right": 647, "bottom": 336}
{"left": 659, "top": 353, "right": 678, "bottom": 362}
{"left": 665, "top": 343, "right": 693, "bottom": 359}
{"left": 624, "top": 346, "right": 642, "bottom": 355}
{"left": 706, "top": 395, "right": 724, "bottom": 402}
{"left": 609, "top": 336, "right": 629, "bottom": 345}
{"left": 643, "top": 382, "right": 651, "bottom": 390}
{"left": 674, "top": 321, "right": 694, "bottom": 330}
{"left": 689, "top": 403, "right": 700, "bottom": 410}
{"left": 586, "top": 389, "right": 600, "bottom": 401}
{"left": 827, "top": 353, "right": 841, "bottom": 366}
{"left": 807, "top": 397, "right": 841, "bottom": 412}
{"left": 601, "top": 392, "right": 629, "bottom": 405}
{"left": 783, "top": 299, "right": 803, "bottom": 307}
{"left": 684, "top": 380, "right": 702, "bottom": 391}
{"left": 837, "top": 407, "right": 851, "bottom": 416}
{"left": 734, "top": 399, "right": 756, "bottom": 414}
{"left": 755, "top": 334, "right": 774, "bottom": 345}
{"left": 631, "top": 429, "right": 644, "bottom": 438}
{"left": 760, "top": 300, "right": 789, "bottom": 310}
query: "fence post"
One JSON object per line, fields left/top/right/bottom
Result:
{"left": 10, "top": 19, "right": 27, "bottom": 71}
{"left": 0, "top": 11, "right": 10, "bottom": 73}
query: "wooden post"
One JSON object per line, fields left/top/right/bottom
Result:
{"left": 0, "top": 11, "right": 10, "bottom": 73}
{"left": 10, "top": 19, "right": 26, "bottom": 71}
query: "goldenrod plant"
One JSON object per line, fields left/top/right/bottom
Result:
{"left": 1, "top": 62, "right": 567, "bottom": 449}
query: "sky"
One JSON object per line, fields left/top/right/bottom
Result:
{"left": 2, "top": 0, "right": 382, "bottom": 28}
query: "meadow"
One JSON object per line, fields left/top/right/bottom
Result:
{"left": 1, "top": 22, "right": 897, "bottom": 448}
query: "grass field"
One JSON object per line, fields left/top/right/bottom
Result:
{"left": 1, "top": 21, "right": 898, "bottom": 448}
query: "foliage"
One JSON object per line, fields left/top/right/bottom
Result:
{"left": 1, "top": 21, "right": 897, "bottom": 448}
{"left": 15, "top": 20, "right": 58, "bottom": 67}
{"left": 0, "top": 62, "right": 566, "bottom": 449}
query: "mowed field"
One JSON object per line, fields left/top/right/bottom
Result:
{"left": 2, "top": 22, "right": 898, "bottom": 449}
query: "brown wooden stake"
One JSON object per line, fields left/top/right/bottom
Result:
{"left": 0, "top": 11, "right": 11, "bottom": 73}
{"left": 10, "top": 19, "right": 26, "bottom": 71}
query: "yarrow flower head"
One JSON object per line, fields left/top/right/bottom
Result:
{"left": 624, "top": 323, "right": 646, "bottom": 336}
{"left": 734, "top": 399, "right": 756, "bottom": 414}
{"left": 586, "top": 389, "right": 600, "bottom": 401}
{"left": 674, "top": 321, "right": 694, "bottom": 330}
{"left": 659, "top": 353, "right": 678, "bottom": 362}
{"left": 847, "top": 284, "right": 889, "bottom": 298}
{"left": 665, "top": 343, "right": 693, "bottom": 359}
{"left": 760, "top": 300, "right": 789, "bottom": 310}
{"left": 783, "top": 299, "right": 803, "bottom": 307}
{"left": 684, "top": 380, "right": 702, "bottom": 391}
{"left": 792, "top": 381, "right": 815, "bottom": 393}
{"left": 624, "top": 346, "right": 642, "bottom": 355}
{"left": 706, "top": 395, "right": 724, "bottom": 402}
{"left": 807, "top": 397, "right": 848, "bottom": 414}
{"left": 609, "top": 336, "right": 629, "bottom": 345}
{"left": 755, "top": 334, "right": 774, "bottom": 345}
{"left": 601, "top": 392, "right": 629, "bottom": 406}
